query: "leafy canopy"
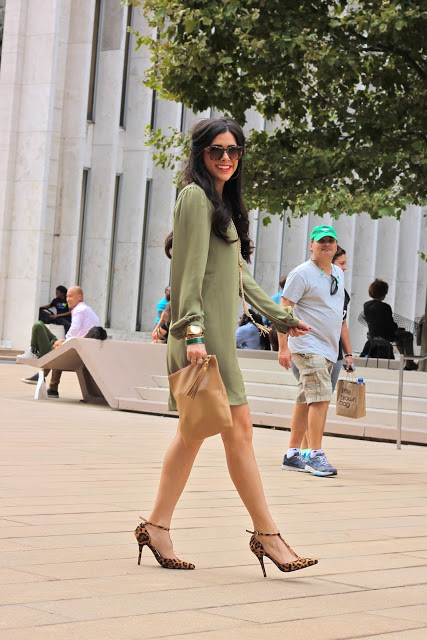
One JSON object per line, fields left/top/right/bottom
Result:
{"left": 125, "top": 0, "right": 427, "bottom": 221}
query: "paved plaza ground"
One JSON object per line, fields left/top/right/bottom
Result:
{"left": 1, "top": 362, "right": 427, "bottom": 639}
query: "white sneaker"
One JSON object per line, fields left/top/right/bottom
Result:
{"left": 20, "top": 349, "right": 39, "bottom": 360}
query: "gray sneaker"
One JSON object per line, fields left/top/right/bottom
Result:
{"left": 305, "top": 453, "right": 337, "bottom": 477}
{"left": 281, "top": 453, "right": 308, "bottom": 472}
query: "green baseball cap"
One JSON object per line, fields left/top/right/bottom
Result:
{"left": 310, "top": 225, "right": 337, "bottom": 242}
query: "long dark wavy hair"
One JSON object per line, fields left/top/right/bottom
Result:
{"left": 165, "top": 117, "right": 254, "bottom": 261}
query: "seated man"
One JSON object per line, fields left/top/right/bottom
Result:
{"left": 39, "top": 285, "right": 72, "bottom": 331}
{"left": 21, "top": 286, "right": 100, "bottom": 397}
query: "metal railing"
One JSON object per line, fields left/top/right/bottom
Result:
{"left": 396, "top": 354, "right": 427, "bottom": 450}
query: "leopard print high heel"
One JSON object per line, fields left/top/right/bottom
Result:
{"left": 246, "top": 528, "right": 318, "bottom": 577}
{"left": 135, "top": 517, "right": 195, "bottom": 570}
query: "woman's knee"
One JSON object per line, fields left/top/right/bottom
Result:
{"left": 222, "top": 405, "right": 253, "bottom": 446}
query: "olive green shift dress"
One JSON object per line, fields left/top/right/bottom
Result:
{"left": 167, "top": 184, "right": 300, "bottom": 411}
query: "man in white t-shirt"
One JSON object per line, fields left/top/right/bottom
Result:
{"left": 21, "top": 286, "right": 100, "bottom": 397}
{"left": 278, "top": 225, "right": 354, "bottom": 476}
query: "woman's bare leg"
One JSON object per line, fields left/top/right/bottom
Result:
{"left": 144, "top": 425, "right": 203, "bottom": 558}
{"left": 221, "top": 404, "right": 299, "bottom": 564}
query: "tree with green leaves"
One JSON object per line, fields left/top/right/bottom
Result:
{"left": 125, "top": 0, "right": 427, "bottom": 222}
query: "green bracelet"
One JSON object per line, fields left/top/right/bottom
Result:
{"left": 185, "top": 337, "right": 205, "bottom": 345}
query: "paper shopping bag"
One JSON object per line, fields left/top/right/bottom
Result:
{"left": 335, "top": 378, "right": 366, "bottom": 419}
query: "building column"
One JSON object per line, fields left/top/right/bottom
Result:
{"left": 0, "top": 0, "right": 62, "bottom": 348}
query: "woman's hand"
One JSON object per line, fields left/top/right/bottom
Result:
{"left": 288, "top": 319, "right": 311, "bottom": 337}
{"left": 187, "top": 342, "right": 207, "bottom": 366}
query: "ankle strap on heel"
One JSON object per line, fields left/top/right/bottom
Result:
{"left": 140, "top": 516, "right": 170, "bottom": 532}
{"left": 246, "top": 529, "right": 280, "bottom": 537}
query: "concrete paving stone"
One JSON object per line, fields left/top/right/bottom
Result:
{"left": 163, "top": 613, "right": 424, "bottom": 640}
{"left": 0, "top": 610, "right": 248, "bottom": 640}
{"left": 201, "top": 584, "right": 427, "bottom": 623}
{"left": 345, "top": 631, "right": 427, "bottom": 640}
{"left": 269, "top": 504, "right": 427, "bottom": 519}
{"left": 158, "top": 528, "right": 392, "bottom": 549}
{"left": 11, "top": 506, "right": 244, "bottom": 526}
{"left": 0, "top": 571, "right": 235, "bottom": 605}
{"left": 0, "top": 605, "right": 70, "bottom": 630}
{"left": 371, "top": 604, "right": 427, "bottom": 624}
{"left": 10, "top": 555, "right": 218, "bottom": 581}
{"left": 319, "top": 564, "right": 427, "bottom": 589}
{"left": 0, "top": 519, "right": 27, "bottom": 528}
{"left": 308, "top": 537, "right": 427, "bottom": 558}
{"left": 405, "top": 550, "right": 427, "bottom": 559}
{"left": 369, "top": 526, "right": 427, "bottom": 538}
{"left": 0, "top": 539, "right": 34, "bottom": 552}
{"left": 21, "top": 578, "right": 357, "bottom": 621}
{"left": 3, "top": 532, "right": 133, "bottom": 549}
{"left": 0, "top": 568, "right": 53, "bottom": 585}
{"left": 0, "top": 544, "right": 134, "bottom": 567}
{"left": 0, "top": 504, "right": 133, "bottom": 516}
{"left": 303, "top": 553, "right": 427, "bottom": 577}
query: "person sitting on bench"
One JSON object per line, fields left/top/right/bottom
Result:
{"left": 38, "top": 285, "right": 72, "bottom": 331}
{"left": 362, "top": 278, "right": 417, "bottom": 370}
{"left": 20, "top": 286, "right": 100, "bottom": 396}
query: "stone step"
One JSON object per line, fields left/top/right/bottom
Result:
{"left": 240, "top": 369, "right": 425, "bottom": 398}
{"left": 238, "top": 355, "right": 425, "bottom": 379}
{"left": 147, "top": 372, "right": 426, "bottom": 409}
{"left": 0, "top": 348, "right": 24, "bottom": 362}
{"left": 248, "top": 396, "right": 426, "bottom": 429}
{"left": 135, "top": 383, "right": 425, "bottom": 429}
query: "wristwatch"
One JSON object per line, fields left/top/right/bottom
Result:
{"left": 186, "top": 325, "right": 203, "bottom": 338}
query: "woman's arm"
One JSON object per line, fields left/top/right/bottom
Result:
{"left": 240, "top": 261, "right": 301, "bottom": 332}
{"left": 169, "top": 185, "right": 212, "bottom": 341}
{"left": 152, "top": 310, "right": 165, "bottom": 341}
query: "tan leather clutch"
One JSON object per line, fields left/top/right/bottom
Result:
{"left": 168, "top": 355, "right": 233, "bottom": 446}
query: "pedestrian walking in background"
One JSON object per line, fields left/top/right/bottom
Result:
{"left": 278, "top": 226, "right": 354, "bottom": 477}
{"left": 295, "top": 245, "right": 352, "bottom": 456}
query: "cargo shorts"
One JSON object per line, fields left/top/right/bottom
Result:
{"left": 291, "top": 353, "right": 334, "bottom": 405}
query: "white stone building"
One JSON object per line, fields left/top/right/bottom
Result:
{"left": 0, "top": 0, "right": 426, "bottom": 352}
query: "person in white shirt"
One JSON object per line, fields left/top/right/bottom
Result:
{"left": 278, "top": 226, "right": 354, "bottom": 477}
{"left": 21, "top": 286, "right": 100, "bottom": 397}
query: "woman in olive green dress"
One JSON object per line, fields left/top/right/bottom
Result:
{"left": 135, "top": 117, "right": 318, "bottom": 577}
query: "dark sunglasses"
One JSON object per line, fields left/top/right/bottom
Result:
{"left": 205, "top": 145, "right": 243, "bottom": 161}
{"left": 330, "top": 274, "right": 339, "bottom": 295}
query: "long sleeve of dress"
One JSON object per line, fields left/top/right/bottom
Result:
{"left": 169, "top": 185, "right": 213, "bottom": 340}
{"left": 241, "top": 261, "right": 299, "bottom": 333}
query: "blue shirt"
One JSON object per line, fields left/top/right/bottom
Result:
{"left": 263, "top": 291, "right": 282, "bottom": 324}
{"left": 236, "top": 323, "right": 261, "bottom": 349}
{"left": 156, "top": 298, "right": 168, "bottom": 324}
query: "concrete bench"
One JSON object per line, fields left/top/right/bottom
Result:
{"left": 16, "top": 338, "right": 171, "bottom": 409}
